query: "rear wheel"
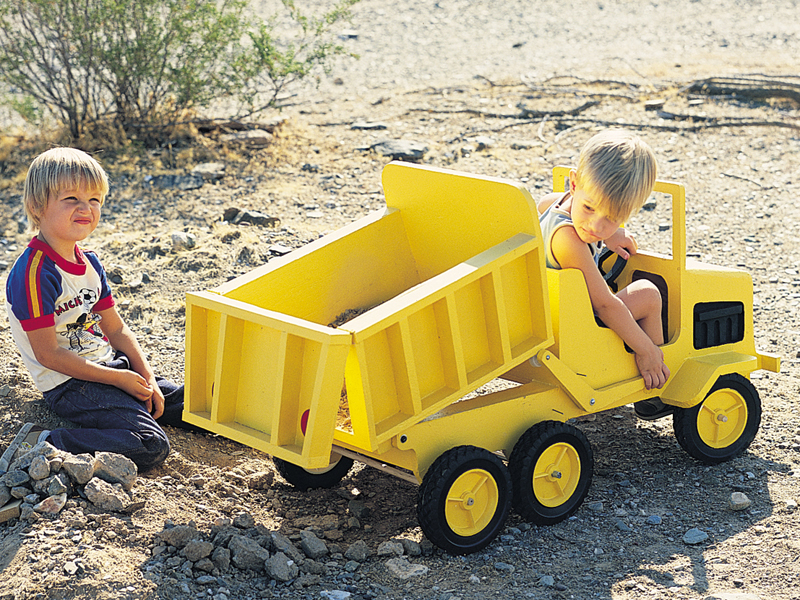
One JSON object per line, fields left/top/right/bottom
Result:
{"left": 418, "top": 445, "right": 511, "bottom": 555}
{"left": 509, "top": 421, "right": 593, "bottom": 525}
{"left": 273, "top": 455, "right": 354, "bottom": 491}
{"left": 674, "top": 373, "right": 761, "bottom": 464}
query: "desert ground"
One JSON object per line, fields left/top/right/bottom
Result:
{"left": 1, "top": 1, "right": 799, "bottom": 599}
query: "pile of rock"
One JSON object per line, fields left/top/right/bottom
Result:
{"left": 148, "top": 516, "right": 433, "bottom": 589}
{"left": 0, "top": 441, "right": 138, "bottom": 524}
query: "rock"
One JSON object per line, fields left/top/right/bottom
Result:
{"left": 398, "top": 538, "right": 421, "bottom": 556}
{"left": 224, "top": 208, "right": 280, "bottom": 227}
{"left": 352, "top": 121, "right": 388, "bottom": 130}
{"left": 705, "top": 594, "right": 763, "bottom": 600}
{"left": 147, "top": 174, "right": 205, "bottom": 191}
{"left": 0, "top": 499, "right": 22, "bottom": 524}
{"left": 586, "top": 501, "right": 604, "bottom": 512}
{"left": 0, "top": 484, "right": 10, "bottom": 507}
{"left": 469, "top": 574, "right": 481, "bottom": 584}
{"left": 247, "top": 471, "right": 274, "bottom": 490}
{"left": 683, "top": 528, "right": 709, "bottom": 545}
{"left": 495, "top": 562, "right": 515, "bottom": 573}
{"left": 369, "top": 139, "right": 428, "bottom": 162}
{"left": 265, "top": 551, "right": 299, "bottom": 582}
{"left": 344, "top": 540, "right": 370, "bottom": 562}
{"left": 192, "top": 162, "right": 226, "bottom": 180}
{"left": 94, "top": 452, "right": 137, "bottom": 491}
{"left": 63, "top": 561, "right": 81, "bottom": 576}
{"left": 301, "top": 559, "right": 326, "bottom": 575}
{"left": 510, "top": 139, "right": 538, "bottom": 150}
{"left": 10, "top": 441, "right": 59, "bottom": 471}
{"left": 28, "top": 455, "right": 51, "bottom": 481}
{"left": 232, "top": 512, "right": 255, "bottom": 528}
{"left": 299, "top": 530, "right": 328, "bottom": 559}
{"left": 377, "top": 540, "right": 404, "bottom": 557}
{"left": 62, "top": 454, "right": 96, "bottom": 485}
{"left": 159, "top": 524, "right": 200, "bottom": 548}
{"left": 10, "top": 487, "right": 29, "bottom": 499}
{"left": 33, "top": 492, "right": 67, "bottom": 514}
{"left": 348, "top": 500, "right": 370, "bottom": 519}
{"left": 228, "top": 534, "right": 269, "bottom": 570}
{"left": 646, "top": 515, "right": 662, "bottom": 525}
{"left": 473, "top": 135, "right": 494, "bottom": 150}
{"left": 194, "top": 558, "right": 215, "bottom": 573}
{"left": 171, "top": 231, "right": 197, "bottom": 251}
{"left": 320, "top": 592, "right": 351, "bottom": 600}
{"left": 211, "top": 546, "right": 231, "bottom": 572}
{"left": 269, "top": 531, "right": 304, "bottom": 564}
{"left": 84, "top": 478, "right": 131, "bottom": 512}
{"left": 615, "top": 519, "right": 633, "bottom": 532}
{"left": 220, "top": 129, "right": 273, "bottom": 147}
{"left": 268, "top": 244, "right": 293, "bottom": 256}
{"left": 4, "top": 470, "right": 29, "bottom": 487}
{"left": 539, "top": 575, "right": 556, "bottom": 587}
{"left": 344, "top": 560, "right": 360, "bottom": 572}
{"left": 385, "top": 557, "right": 429, "bottom": 580}
{"left": 183, "top": 540, "right": 214, "bottom": 562}
{"left": 728, "top": 491, "right": 752, "bottom": 511}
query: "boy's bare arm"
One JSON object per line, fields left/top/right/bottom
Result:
{"left": 97, "top": 307, "right": 165, "bottom": 419}
{"left": 550, "top": 226, "right": 669, "bottom": 390}
{"left": 536, "top": 192, "right": 561, "bottom": 215}
{"left": 26, "top": 326, "right": 154, "bottom": 401}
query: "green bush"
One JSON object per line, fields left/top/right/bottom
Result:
{"left": 0, "top": 0, "right": 358, "bottom": 145}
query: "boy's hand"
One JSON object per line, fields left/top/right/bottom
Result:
{"left": 605, "top": 228, "right": 638, "bottom": 260}
{"left": 115, "top": 370, "right": 154, "bottom": 403}
{"left": 146, "top": 385, "right": 166, "bottom": 420}
{"left": 635, "top": 345, "right": 670, "bottom": 390}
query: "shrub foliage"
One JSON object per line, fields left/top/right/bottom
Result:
{"left": 0, "top": 0, "right": 358, "bottom": 144}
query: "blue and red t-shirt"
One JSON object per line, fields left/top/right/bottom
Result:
{"left": 5, "top": 237, "right": 116, "bottom": 391}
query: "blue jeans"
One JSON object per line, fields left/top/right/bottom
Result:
{"left": 43, "top": 354, "right": 190, "bottom": 471}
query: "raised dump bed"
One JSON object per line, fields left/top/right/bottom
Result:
{"left": 184, "top": 162, "right": 554, "bottom": 469}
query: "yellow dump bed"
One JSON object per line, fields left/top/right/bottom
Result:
{"left": 184, "top": 162, "right": 554, "bottom": 468}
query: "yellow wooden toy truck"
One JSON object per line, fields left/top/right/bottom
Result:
{"left": 183, "top": 162, "right": 779, "bottom": 554}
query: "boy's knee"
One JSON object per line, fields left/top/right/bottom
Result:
{"left": 135, "top": 430, "right": 171, "bottom": 472}
{"left": 643, "top": 281, "right": 662, "bottom": 310}
{"left": 631, "top": 279, "right": 662, "bottom": 311}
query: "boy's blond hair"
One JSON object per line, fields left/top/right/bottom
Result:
{"left": 573, "top": 130, "right": 657, "bottom": 223}
{"left": 24, "top": 147, "right": 109, "bottom": 231}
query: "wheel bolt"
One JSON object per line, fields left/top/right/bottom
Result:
{"left": 717, "top": 414, "right": 728, "bottom": 422}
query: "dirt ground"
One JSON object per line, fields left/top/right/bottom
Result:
{"left": 1, "top": 1, "right": 800, "bottom": 599}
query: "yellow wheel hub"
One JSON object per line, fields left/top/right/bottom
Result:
{"left": 445, "top": 468, "right": 499, "bottom": 537}
{"left": 697, "top": 388, "right": 748, "bottom": 448}
{"left": 532, "top": 442, "right": 581, "bottom": 508}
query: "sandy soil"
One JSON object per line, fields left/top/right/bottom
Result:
{"left": 1, "top": 1, "right": 800, "bottom": 599}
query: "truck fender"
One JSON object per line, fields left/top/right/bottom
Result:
{"left": 659, "top": 352, "right": 759, "bottom": 410}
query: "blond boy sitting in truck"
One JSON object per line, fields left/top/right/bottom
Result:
{"left": 537, "top": 130, "right": 671, "bottom": 408}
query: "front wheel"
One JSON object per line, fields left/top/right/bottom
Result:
{"left": 509, "top": 421, "right": 594, "bottom": 526}
{"left": 673, "top": 373, "right": 761, "bottom": 464}
{"left": 273, "top": 455, "right": 354, "bottom": 491}
{"left": 418, "top": 445, "right": 511, "bottom": 555}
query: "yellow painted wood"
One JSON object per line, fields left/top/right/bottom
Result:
{"left": 184, "top": 161, "right": 779, "bottom": 481}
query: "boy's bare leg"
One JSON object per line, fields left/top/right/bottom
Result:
{"left": 616, "top": 280, "right": 664, "bottom": 345}
{"left": 618, "top": 279, "right": 673, "bottom": 419}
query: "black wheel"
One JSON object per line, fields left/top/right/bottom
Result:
{"left": 509, "top": 421, "right": 594, "bottom": 526}
{"left": 417, "top": 445, "right": 511, "bottom": 555}
{"left": 273, "top": 455, "right": 354, "bottom": 491}
{"left": 673, "top": 373, "right": 761, "bottom": 464}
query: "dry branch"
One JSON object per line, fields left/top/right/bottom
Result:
{"left": 687, "top": 76, "right": 800, "bottom": 105}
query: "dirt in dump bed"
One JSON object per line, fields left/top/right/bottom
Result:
{"left": 328, "top": 307, "right": 374, "bottom": 432}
